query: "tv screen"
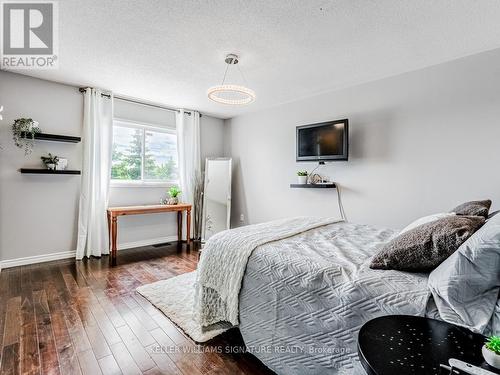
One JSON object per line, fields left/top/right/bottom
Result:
{"left": 296, "top": 119, "right": 348, "bottom": 161}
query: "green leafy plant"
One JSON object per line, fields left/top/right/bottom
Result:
{"left": 297, "top": 171, "right": 308, "bottom": 176}
{"left": 12, "top": 118, "right": 41, "bottom": 155}
{"left": 41, "top": 153, "right": 59, "bottom": 168}
{"left": 486, "top": 336, "right": 500, "bottom": 355}
{"left": 168, "top": 186, "right": 181, "bottom": 198}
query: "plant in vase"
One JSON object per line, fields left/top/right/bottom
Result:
{"left": 12, "top": 118, "right": 41, "bottom": 155}
{"left": 192, "top": 173, "right": 204, "bottom": 240}
{"left": 41, "top": 153, "right": 59, "bottom": 170}
{"left": 297, "top": 171, "right": 308, "bottom": 184}
{"left": 166, "top": 186, "right": 181, "bottom": 205}
{"left": 483, "top": 335, "right": 500, "bottom": 369}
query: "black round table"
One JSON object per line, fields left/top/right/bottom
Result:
{"left": 358, "top": 315, "right": 500, "bottom": 375}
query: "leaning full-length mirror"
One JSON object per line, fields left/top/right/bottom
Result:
{"left": 201, "top": 158, "right": 232, "bottom": 242}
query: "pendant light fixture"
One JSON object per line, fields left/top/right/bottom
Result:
{"left": 207, "top": 54, "right": 256, "bottom": 105}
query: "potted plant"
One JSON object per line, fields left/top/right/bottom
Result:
{"left": 166, "top": 186, "right": 181, "bottom": 205}
{"left": 12, "top": 118, "right": 41, "bottom": 155}
{"left": 483, "top": 335, "right": 500, "bottom": 369}
{"left": 41, "top": 153, "right": 59, "bottom": 170}
{"left": 297, "top": 171, "right": 308, "bottom": 184}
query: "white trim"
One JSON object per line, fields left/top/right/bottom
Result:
{"left": 0, "top": 250, "right": 76, "bottom": 269}
{"left": 116, "top": 235, "right": 178, "bottom": 250}
{"left": 110, "top": 180, "right": 178, "bottom": 188}
{"left": 0, "top": 236, "right": 179, "bottom": 269}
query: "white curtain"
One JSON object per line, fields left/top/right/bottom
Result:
{"left": 176, "top": 110, "right": 201, "bottom": 239}
{"left": 76, "top": 89, "right": 113, "bottom": 259}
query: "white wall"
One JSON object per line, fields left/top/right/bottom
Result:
{"left": 0, "top": 72, "right": 82, "bottom": 263}
{"left": 201, "top": 115, "right": 225, "bottom": 165}
{"left": 225, "top": 48, "right": 500, "bottom": 229}
{"left": 0, "top": 71, "right": 225, "bottom": 264}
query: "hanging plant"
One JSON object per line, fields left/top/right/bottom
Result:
{"left": 12, "top": 118, "right": 41, "bottom": 155}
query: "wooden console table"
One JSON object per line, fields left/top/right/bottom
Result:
{"left": 107, "top": 204, "right": 192, "bottom": 265}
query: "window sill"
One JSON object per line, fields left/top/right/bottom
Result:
{"left": 110, "top": 181, "right": 178, "bottom": 188}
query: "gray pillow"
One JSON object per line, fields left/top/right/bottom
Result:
{"left": 428, "top": 212, "right": 500, "bottom": 333}
{"left": 451, "top": 199, "right": 492, "bottom": 218}
{"left": 370, "top": 215, "right": 485, "bottom": 272}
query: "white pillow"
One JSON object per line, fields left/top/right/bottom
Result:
{"left": 399, "top": 212, "right": 456, "bottom": 234}
{"left": 428, "top": 212, "right": 500, "bottom": 333}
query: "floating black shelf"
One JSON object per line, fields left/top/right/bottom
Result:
{"left": 21, "top": 132, "right": 81, "bottom": 143}
{"left": 20, "top": 169, "right": 81, "bottom": 175}
{"left": 290, "top": 183, "right": 336, "bottom": 189}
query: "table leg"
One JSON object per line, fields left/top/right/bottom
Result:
{"left": 107, "top": 211, "right": 111, "bottom": 252}
{"left": 186, "top": 208, "right": 191, "bottom": 245}
{"left": 110, "top": 216, "right": 117, "bottom": 266}
{"left": 177, "top": 211, "right": 183, "bottom": 243}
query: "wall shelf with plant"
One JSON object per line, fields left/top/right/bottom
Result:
{"left": 19, "top": 169, "right": 81, "bottom": 175}
{"left": 20, "top": 132, "right": 81, "bottom": 143}
{"left": 12, "top": 117, "right": 81, "bottom": 174}
{"left": 290, "top": 183, "right": 336, "bottom": 188}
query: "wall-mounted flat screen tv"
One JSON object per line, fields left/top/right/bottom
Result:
{"left": 296, "top": 119, "right": 348, "bottom": 161}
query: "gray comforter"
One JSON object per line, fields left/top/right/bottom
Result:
{"left": 239, "top": 222, "right": 430, "bottom": 375}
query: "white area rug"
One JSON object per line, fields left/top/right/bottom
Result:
{"left": 136, "top": 271, "right": 230, "bottom": 342}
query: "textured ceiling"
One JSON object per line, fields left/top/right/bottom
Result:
{"left": 12, "top": 0, "right": 500, "bottom": 119}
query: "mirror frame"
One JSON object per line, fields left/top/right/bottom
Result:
{"left": 201, "top": 157, "right": 232, "bottom": 242}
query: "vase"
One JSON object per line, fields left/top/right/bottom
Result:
{"left": 56, "top": 158, "right": 68, "bottom": 170}
{"left": 167, "top": 197, "right": 179, "bottom": 205}
{"left": 483, "top": 345, "right": 500, "bottom": 369}
{"left": 46, "top": 163, "right": 56, "bottom": 170}
{"left": 297, "top": 175, "right": 307, "bottom": 184}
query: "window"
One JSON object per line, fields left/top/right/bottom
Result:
{"left": 111, "top": 120, "right": 178, "bottom": 184}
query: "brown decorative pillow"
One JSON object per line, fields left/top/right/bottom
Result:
{"left": 370, "top": 216, "right": 485, "bottom": 272}
{"left": 451, "top": 199, "right": 492, "bottom": 218}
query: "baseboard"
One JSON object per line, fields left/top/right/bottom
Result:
{"left": 0, "top": 235, "right": 180, "bottom": 269}
{"left": 0, "top": 250, "right": 77, "bottom": 269}
{"left": 117, "top": 235, "right": 179, "bottom": 250}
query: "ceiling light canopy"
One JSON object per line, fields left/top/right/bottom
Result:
{"left": 207, "top": 54, "right": 256, "bottom": 105}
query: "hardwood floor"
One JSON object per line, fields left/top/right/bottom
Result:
{"left": 0, "top": 243, "right": 275, "bottom": 375}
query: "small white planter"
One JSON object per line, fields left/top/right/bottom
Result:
{"left": 166, "top": 197, "right": 179, "bottom": 205}
{"left": 482, "top": 345, "right": 500, "bottom": 369}
{"left": 297, "top": 175, "right": 307, "bottom": 184}
{"left": 46, "top": 163, "right": 56, "bottom": 170}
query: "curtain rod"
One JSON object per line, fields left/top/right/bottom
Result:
{"left": 78, "top": 88, "right": 197, "bottom": 116}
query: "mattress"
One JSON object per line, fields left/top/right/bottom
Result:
{"left": 239, "top": 222, "right": 430, "bottom": 375}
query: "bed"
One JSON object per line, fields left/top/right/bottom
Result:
{"left": 195, "top": 214, "right": 500, "bottom": 375}
{"left": 238, "top": 222, "right": 429, "bottom": 374}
